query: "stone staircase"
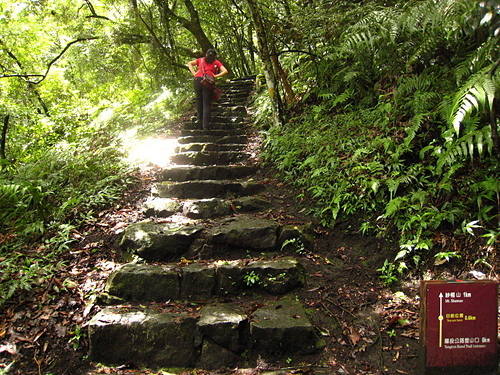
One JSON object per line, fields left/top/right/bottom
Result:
{"left": 87, "top": 77, "right": 323, "bottom": 370}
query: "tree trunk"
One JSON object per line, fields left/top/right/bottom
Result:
{"left": 150, "top": 0, "right": 235, "bottom": 72}
{"left": 488, "top": 57, "right": 500, "bottom": 160}
{"left": 153, "top": 0, "right": 214, "bottom": 53}
{"left": 1, "top": 115, "right": 9, "bottom": 161}
{"left": 245, "top": 0, "right": 283, "bottom": 127}
{"left": 270, "top": 42, "right": 295, "bottom": 105}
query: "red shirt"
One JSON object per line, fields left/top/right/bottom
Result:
{"left": 195, "top": 58, "right": 224, "bottom": 78}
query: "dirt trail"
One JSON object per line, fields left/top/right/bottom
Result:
{"left": 3, "top": 79, "right": 497, "bottom": 375}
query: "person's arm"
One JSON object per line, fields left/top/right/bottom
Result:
{"left": 214, "top": 65, "right": 228, "bottom": 79}
{"left": 187, "top": 60, "right": 198, "bottom": 76}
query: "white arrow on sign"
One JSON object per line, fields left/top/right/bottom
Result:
{"left": 438, "top": 292, "right": 444, "bottom": 347}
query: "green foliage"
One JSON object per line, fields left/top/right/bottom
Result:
{"left": 243, "top": 271, "right": 260, "bottom": 287}
{"left": 68, "top": 325, "right": 86, "bottom": 350}
{"left": 377, "top": 259, "right": 407, "bottom": 286}
{"left": 260, "top": 0, "right": 499, "bottom": 282}
{"left": 0, "top": 129, "right": 133, "bottom": 308}
{"left": 251, "top": 84, "right": 275, "bottom": 130}
{"left": 281, "top": 237, "right": 307, "bottom": 255}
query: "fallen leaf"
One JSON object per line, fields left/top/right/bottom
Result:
{"left": 317, "top": 326, "right": 331, "bottom": 336}
{"left": 386, "top": 315, "right": 401, "bottom": 328}
{"left": 343, "top": 323, "right": 361, "bottom": 346}
{"left": 0, "top": 342, "right": 18, "bottom": 356}
{"left": 55, "top": 325, "right": 68, "bottom": 338}
{"left": 83, "top": 303, "right": 95, "bottom": 318}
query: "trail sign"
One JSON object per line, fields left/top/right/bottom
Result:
{"left": 420, "top": 280, "right": 498, "bottom": 374}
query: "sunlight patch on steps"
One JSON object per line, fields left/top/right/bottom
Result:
{"left": 120, "top": 127, "right": 177, "bottom": 168}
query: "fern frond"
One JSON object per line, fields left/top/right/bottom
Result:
{"left": 397, "top": 74, "right": 434, "bottom": 95}
{"left": 343, "top": 71, "right": 361, "bottom": 83}
{"left": 450, "top": 68, "right": 497, "bottom": 134}
{"left": 341, "top": 8, "right": 401, "bottom": 54}
{"left": 436, "top": 125, "right": 493, "bottom": 174}
{"left": 319, "top": 90, "right": 354, "bottom": 109}
{"left": 454, "top": 38, "right": 500, "bottom": 82}
{"left": 403, "top": 113, "right": 426, "bottom": 147}
{"left": 343, "top": 31, "right": 377, "bottom": 53}
{"left": 407, "top": 34, "right": 441, "bottom": 66}
{"left": 443, "top": 0, "right": 477, "bottom": 24}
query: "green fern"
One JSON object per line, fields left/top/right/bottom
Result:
{"left": 454, "top": 39, "right": 499, "bottom": 82}
{"left": 449, "top": 68, "right": 498, "bottom": 134}
{"left": 436, "top": 126, "right": 493, "bottom": 174}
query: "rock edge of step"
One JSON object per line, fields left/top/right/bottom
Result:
{"left": 88, "top": 296, "right": 323, "bottom": 369}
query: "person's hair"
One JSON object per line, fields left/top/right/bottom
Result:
{"left": 205, "top": 49, "right": 217, "bottom": 64}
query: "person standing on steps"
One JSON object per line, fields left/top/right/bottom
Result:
{"left": 187, "top": 49, "right": 228, "bottom": 130}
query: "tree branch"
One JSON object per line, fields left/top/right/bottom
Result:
{"left": 0, "top": 74, "right": 45, "bottom": 79}
{"left": 29, "top": 37, "right": 100, "bottom": 84}
{"left": 0, "top": 39, "right": 25, "bottom": 71}
{"left": 84, "top": 0, "right": 111, "bottom": 21}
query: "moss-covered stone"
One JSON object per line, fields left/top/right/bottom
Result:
{"left": 250, "top": 297, "right": 321, "bottom": 355}
{"left": 119, "top": 221, "right": 203, "bottom": 261}
{"left": 279, "top": 223, "right": 315, "bottom": 253}
{"left": 88, "top": 308, "right": 198, "bottom": 368}
{"left": 209, "top": 215, "right": 280, "bottom": 251}
{"left": 180, "top": 263, "right": 216, "bottom": 300}
{"left": 182, "top": 198, "right": 232, "bottom": 219}
{"left": 142, "top": 198, "right": 183, "bottom": 218}
{"left": 105, "top": 263, "right": 180, "bottom": 302}
{"left": 246, "top": 257, "right": 305, "bottom": 294}
{"left": 197, "top": 304, "right": 248, "bottom": 352}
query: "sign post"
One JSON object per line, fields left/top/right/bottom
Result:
{"left": 420, "top": 280, "right": 498, "bottom": 375}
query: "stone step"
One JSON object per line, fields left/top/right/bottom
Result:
{"left": 219, "top": 83, "right": 254, "bottom": 92}
{"left": 216, "top": 94, "right": 249, "bottom": 102}
{"left": 216, "top": 98, "right": 248, "bottom": 106}
{"left": 213, "top": 113, "right": 247, "bottom": 122}
{"left": 185, "top": 117, "right": 249, "bottom": 126}
{"left": 187, "top": 115, "right": 245, "bottom": 125}
{"left": 119, "top": 215, "right": 307, "bottom": 261}
{"left": 216, "top": 100, "right": 250, "bottom": 108}
{"left": 170, "top": 151, "right": 248, "bottom": 166}
{"left": 219, "top": 80, "right": 253, "bottom": 86}
{"left": 88, "top": 307, "right": 199, "bottom": 368}
{"left": 142, "top": 195, "right": 271, "bottom": 219}
{"left": 104, "top": 257, "right": 304, "bottom": 302}
{"left": 159, "top": 165, "right": 259, "bottom": 182}
{"left": 222, "top": 89, "right": 252, "bottom": 95}
{"left": 180, "top": 129, "right": 245, "bottom": 137}
{"left": 219, "top": 81, "right": 255, "bottom": 89}
{"left": 211, "top": 105, "right": 247, "bottom": 115}
{"left": 190, "top": 93, "right": 249, "bottom": 106}
{"left": 177, "top": 134, "right": 248, "bottom": 145}
{"left": 175, "top": 143, "right": 246, "bottom": 153}
{"left": 152, "top": 180, "right": 265, "bottom": 199}
{"left": 119, "top": 221, "right": 204, "bottom": 261}
{"left": 184, "top": 121, "right": 242, "bottom": 130}
{"left": 88, "top": 297, "right": 321, "bottom": 369}
{"left": 218, "top": 80, "right": 255, "bottom": 94}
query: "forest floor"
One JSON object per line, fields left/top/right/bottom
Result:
{"left": 0, "top": 118, "right": 498, "bottom": 375}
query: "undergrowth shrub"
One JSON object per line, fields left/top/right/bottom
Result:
{"left": 263, "top": 100, "right": 498, "bottom": 280}
{"left": 0, "top": 130, "right": 134, "bottom": 308}
{"left": 260, "top": 0, "right": 499, "bottom": 284}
